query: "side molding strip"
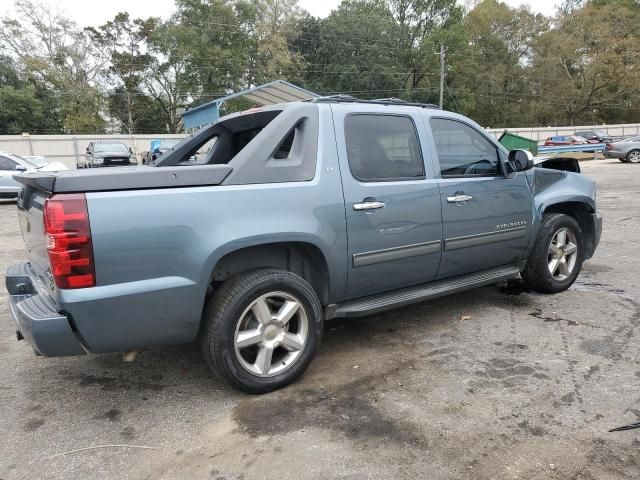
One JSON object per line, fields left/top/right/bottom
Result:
{"left": 352, "top": 240, "right": 441, "bottom": 267}
{"left": 445, "top": 226, "right": 527, "bottom": 251}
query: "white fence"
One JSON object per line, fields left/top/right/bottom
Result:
{"left": 1, "top": 123, "right": 639, "bottom": 170}
{"left": 0, "top": 134, "right": 186, "bottom": 170}
{"left": 485, "top": 123, "right": 640, "bottom": 141}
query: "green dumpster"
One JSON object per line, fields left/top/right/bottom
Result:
{"left": 498, "top": 131, "right": 538, "bottom": 155}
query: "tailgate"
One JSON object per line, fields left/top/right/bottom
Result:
{"left": 16, "top": 186, "right": 52, "bottom": 288}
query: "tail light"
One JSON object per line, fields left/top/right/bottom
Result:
{"left": 605, "top": 143, "right": 613, "bottom": 151}
{"left": 44, "top": 194, "right": 95, "bottom": 289}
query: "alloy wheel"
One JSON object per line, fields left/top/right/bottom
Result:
{"left": 628, "top": 150, "right": 640, "bottom": 163}
{"left": 547, "top": 227, "right": 578, "bottom": 281}
{"left": 233, "top": 291, "right": 309, "bottom": 377}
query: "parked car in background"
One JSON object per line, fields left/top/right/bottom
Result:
{"left": 0, "top": 152, "right": 68, "bottom": 199}
{"left": 22, "top": 155, "right": 68, "bottom": 171}
{"left": 6, "top": 98, "right": 602, "bottom": 393}
{"left": 142, "top": 139, "right": 181, "bottom": 165}
{"left": 604, "top": 136, "right": 640, "bottom": 163}
{"left": 79, "top": 142, "right": 136, "bottom": 168}
{"left": 543, "top": 135, "right": 589, "bottom": 146}
{"left": 574, "top": 130, "right": 612, "bottom": 144}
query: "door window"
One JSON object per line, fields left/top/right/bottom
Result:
{"left": 345, "top": 114, "right": 425, "bottom": 182}
{"left": 0, "top": 156, "right": 19, "bottom": 171}
{"left": 430, "top": 118, "right": 500, "bottom": 177}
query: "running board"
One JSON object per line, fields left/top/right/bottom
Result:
{"left": 328, "top": 265, "right": 521, "bottom": 319}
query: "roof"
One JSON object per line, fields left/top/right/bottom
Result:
{"left": 312, "top": 95, "right": 440, "bottom": 109}
{"left": 182, "top": 80, "right": 319, "bottom": 129}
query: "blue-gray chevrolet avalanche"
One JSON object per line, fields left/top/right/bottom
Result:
{"left": 5, "top": 97, "right": 602, "bottom": 393}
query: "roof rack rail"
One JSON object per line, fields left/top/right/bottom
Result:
{"left": 310, "top": 95, "right": 441, "bottom": 109}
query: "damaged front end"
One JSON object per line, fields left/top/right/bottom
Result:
{"left": 533, "top": 156, "right": 581, "bottom": 173}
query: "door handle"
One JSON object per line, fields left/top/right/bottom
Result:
{"left": 353, "top": 200, "right": 385, "bottom": 211}
{"left": 447, "top": 194, "right": 473, "bottom": 203}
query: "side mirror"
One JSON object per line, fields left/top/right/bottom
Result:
{"left": 15, "top": 165, "right": 27, "bottom": 172}
{"left": 86, "top": 147, "right": 90, "bottom": 154}
{"left": 507, "top": 150, "right": 534, "bottom": 173}
{"left": 129, "top": 147, "right": 133, "bottom": 154}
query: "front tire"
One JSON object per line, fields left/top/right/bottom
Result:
{"left": 626, "top": 149, "right": 640, "bottom": 164}
{"left": 522, "top": 213, "right": 584, "bottom": 293}
{"left": 201, "top": 269, "right": 323, "bottom": 394}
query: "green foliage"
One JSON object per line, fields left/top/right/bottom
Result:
{"left": 0, "top": 0, "right": 638, "bottom": 132}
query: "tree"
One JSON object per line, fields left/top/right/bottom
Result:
{"left": 531, "top": 0, "right": 640, "bottom": 125}
{"left": 0, "top": 0, "right": 106, "bottom": 133}
{"left": 247, "top": 0, "right": 305, "bottom": 85}
{"left": 142, "top": 18, "right": 194, "bottom": 133}
{"left": 171, "top": 0, "right": 254, "bottom": 103}
{"left": 293, "top": 0, "right": 405, "bottom": 96}
{"left": 0, "top": 54, "right": 61, "bottom": 133}
{"left": 452, "top": 0, "right": 548, "bottom": 127}
{"left": 87, "top": 13, "right": 155, "bottom": 133}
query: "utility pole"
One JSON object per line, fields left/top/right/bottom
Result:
{"left": 439, "top": 43, "right": 445, "bottom": 109}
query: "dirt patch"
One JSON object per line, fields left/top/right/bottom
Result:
{"left": 233, "top": 361, "right": 427, "bottom": 449}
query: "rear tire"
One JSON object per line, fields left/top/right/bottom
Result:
{"left": 201, "top": 268, "right": 323, "bottom": 394}
{"left": 626, "top": 149, "right": 640, "bottom": 164}
{"left": 522, "top": 213, "right": 584, "bottom": 293}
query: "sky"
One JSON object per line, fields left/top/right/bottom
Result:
{"left": 0, "top": 0, "right": 561, "bottom": 29}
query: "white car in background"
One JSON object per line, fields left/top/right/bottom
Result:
{"left": 0, "top": 153, "right": 68, "bottom": 199}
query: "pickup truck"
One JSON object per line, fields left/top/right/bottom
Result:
{"left": 5, "top": 97, "right": 602, "bottom": 393}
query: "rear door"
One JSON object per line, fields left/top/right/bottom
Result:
{"left": 332, "top": 105, "right": 443, "bottom": 300}
{"left": 427, "top": 116, "right": 533, "bottom": 279}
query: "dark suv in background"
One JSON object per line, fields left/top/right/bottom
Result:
{"left": 574, "top": 130, "right": 612, "bottom": 144}
{"left": 79, "top": 141, "right": 136, "bottom": 168}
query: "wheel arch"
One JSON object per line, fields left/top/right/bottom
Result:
{"left": 206, "top": 240, "right": 331, "bottom": 306}
{"left": 541, "top": 201, "right": 596, "bottom": 258}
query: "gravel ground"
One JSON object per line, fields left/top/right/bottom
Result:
{"left": 1, "top": 158, "right": 639, "bottom": 480}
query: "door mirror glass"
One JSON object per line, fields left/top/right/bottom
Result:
{"left": 507, "top": 150, "right": 534, "bottom": 172}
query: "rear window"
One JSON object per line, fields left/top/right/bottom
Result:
{"left": 344, "top": 114, "right": 424, "bottom": 182}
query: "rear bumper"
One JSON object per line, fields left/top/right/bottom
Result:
{"left": 604, "top": 151, "right": 625, "bottom": 159}
{"left": 5, "top": 262, "right": 86, "bottom": 356}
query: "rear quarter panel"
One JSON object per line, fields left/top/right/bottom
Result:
{"left": 59, "top": 107, "right": 348, "bottom": 353}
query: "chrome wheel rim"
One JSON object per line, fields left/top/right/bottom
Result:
{"left": 548, "top": 227, "right": 578, "bottom": 281}
{"left": 628, "top": 151, "right": 640, "bottom": 163}
{"left": 233, "top": 291, "right": 309, "bottom": 378}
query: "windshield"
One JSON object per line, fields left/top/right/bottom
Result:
{"left": 23, "top": 156, "right": 48, "bottom": 167}
{"left": 95, "top": 143, "right": 129, "bottom": 153}
{"left": 159, "top": 139, "right": 180, "bottom": 150}
{"left": 7, "top": 154, "right": 32, "bottom": 168}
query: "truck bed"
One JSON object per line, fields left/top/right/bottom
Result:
{"left": 13, "top": 164, "right": 233, "bottom": 193}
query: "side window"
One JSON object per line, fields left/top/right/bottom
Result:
{"left": 0, "top": 156, "right": 18, "bottom": 171}
{"left": 430, "top": 118, "right": 499, "bottom": 177}
{"left": 345, "top": 114, "right": 424, "bottom": 182}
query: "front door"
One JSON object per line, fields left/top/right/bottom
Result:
{"left": 332, "top": 105, "right": 443, "bottom": 300}
{"left": 427, "top": 117, "right": 533, "bottom": 279}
